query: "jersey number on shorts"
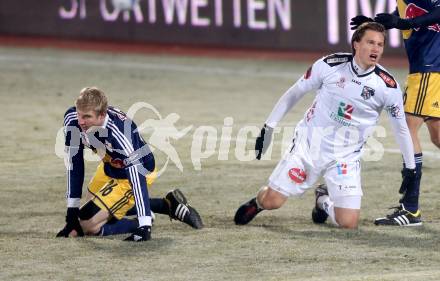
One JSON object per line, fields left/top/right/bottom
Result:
{"left": 101, "top": 180, "right": 118, "bottom": 196}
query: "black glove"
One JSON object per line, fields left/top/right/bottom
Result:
{"left": 255, "top": 124, "right": 273, "bottom": 160}
{"left": 374, "top": 13, "right": 414, "bottom": 30}
{"left": 350, "top": 15, "right": 374, "bottom": 30}
{"left": 399, "top": 168, "right": 418, "bottom": 194}
{"left": 124, "top": 225, "right": 151, "bottom": 242}
{"left": 56, "top": 207, "right": 84, "bottom": 238}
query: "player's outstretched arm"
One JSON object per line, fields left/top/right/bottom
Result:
{"left": 386, "top": 104, "right": 415, "bottom": 170}
{"left": 375, "top": 7, "right": 440, "bottom": 30}
{"left": 59, "top": 111, "right": 85, "bottom": 238}
{"left": 374, "top": 13, "right": 414, "bottom": 30}
{"left": 264, "top": 59, "right": 326, "bottom": 130}
{"left": 255, "top": 60, "right": 326, "bottom": 160}
{"left": 386, "top": 105, "right": 419, "bottom": 194}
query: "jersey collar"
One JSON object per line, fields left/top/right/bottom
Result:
{"left": 102, "top": 113, "right": 109, "bottom": 128}
{"left": 350, "top": 59, "right": 375, "bottom": 77}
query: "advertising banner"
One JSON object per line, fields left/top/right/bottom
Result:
{"left": 0, "top": 0, "right": 405, "bottom": 54}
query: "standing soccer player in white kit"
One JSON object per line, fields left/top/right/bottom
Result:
{"left": 234, "top": 22, "right": 418, "bottom": 229}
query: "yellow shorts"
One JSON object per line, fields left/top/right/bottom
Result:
{"left": 87, "top": 163, "right": 157, "bottom": 219}
{"left": 404, "top": 73, "right": 440, "bottom": 118}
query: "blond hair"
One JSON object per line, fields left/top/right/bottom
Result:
{"left": 75, "top": 87, "right": 108, "bottom": 116}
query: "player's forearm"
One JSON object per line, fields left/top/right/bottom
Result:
{"left": 265, "top": 84, "right": 307, "bottom": 128}
{"left": 410, "top": 7, "right": 440, "bottom": 28}
{"left": 390, "top": 119, "right": 416, "bottom": 169}
{"left": 65, "top": 146, "right": 84, "bottom": 206}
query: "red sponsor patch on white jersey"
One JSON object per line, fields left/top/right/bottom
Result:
{"left": 288, "top": 168, "right": 307, "bottom": 183}
{"left": 378, "top": 71, "right": 396, "bottom": 88}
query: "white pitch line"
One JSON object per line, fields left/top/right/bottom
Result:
{"left": 0, "top": 53, "right": 302, "bottom": 79}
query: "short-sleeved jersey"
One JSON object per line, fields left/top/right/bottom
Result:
{"left": 289, "top": 53, "right": 405, "bottom": 163}
{"left": 63, "top": 106, "right": 155, "bottom": 220}
{"left": 397, "top": 0, "right": 440, "bottom": 73}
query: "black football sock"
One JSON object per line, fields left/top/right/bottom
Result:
{"left": 125, "top": 198, "right": 170, "bottom": 216}
{"left": 150, "top": 198, "right": 170, "bottom": 215}
{"left": 400, "top": 153, "right": 422, "bottom": 212}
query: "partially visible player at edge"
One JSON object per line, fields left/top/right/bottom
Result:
{"left": 56, "top": 87, "right": 203, "bottom": 242}
{"left": 351, "top": 0, "right": 440, "bottom": 226}
{"left": 234, "top": 22, "right": 416, "bottom": 229}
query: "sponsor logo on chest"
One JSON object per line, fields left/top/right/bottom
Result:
{"left": 361, "top": 86, "right": 375, "bottom": 100}
{"left": 330, "top": 102, "right": 354, "bottom": 127}
{"left": 336, "top": 77, "right": 346, "bottom": 88}
{"left": 351, "top": 79, "right": 361, "bottom": 85}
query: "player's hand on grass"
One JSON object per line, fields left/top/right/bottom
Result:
{"left": 399, "top": 168, "right": 418, "bottom": 194}
{"left": 124, "top": 226, "right": 151, "bottom": 242}
{"left": 255, "top": 124, "right": 273, "bottom": 160}
{"left": 374, "top": 13, "right": 413, "bottom": 30}
{"left": 350, "top": 15, "right": 374, "bottom": 30}
{"left": 56, "top": 207, "right": 84, "bottom": 238}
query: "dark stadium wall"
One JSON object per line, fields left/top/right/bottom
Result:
{"left": 0, "top": 0, "right": 405, "bottom": 55}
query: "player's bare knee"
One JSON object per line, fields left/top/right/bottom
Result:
{"left": 334, "top": 214, "right": 359, "bottom": 229}
{"left": 79, "top": 220, "right": 91, "bottom": 234}
{"left": 89, "top": 226, "right": 102, "bottom": 235}
{"left": 80, "top": 220, "right": 101, "bottom": 235}
{"left": 257, "top": 186, "right": 287, "bottom": 210}
{"left": 79, "top": 220, "right": 97, "bottom": 235}
{"left": 258, "top": 198, "right": 282, "bottom": 210}
{"left": 334, "top": 206, "right": 360, "bottom": 229}
{"left": 337, "top": 219, "right": 358, "bottom": 229}
{"left": 78, "top": 201, "right": 108, "bottom": 235}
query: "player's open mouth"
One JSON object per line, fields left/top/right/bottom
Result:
{"left": 370, "top": 54, "right": 378, "bottom": 60}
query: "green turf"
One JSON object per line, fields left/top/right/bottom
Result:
{"left": 0, "top": 47, "right": 439, "bottom": 280}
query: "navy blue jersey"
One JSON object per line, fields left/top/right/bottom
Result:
{"left": 397, "top": 0, "right": 440, "bottom": 73}
{"left": 63, "top": 106, "right": 155, "bottom": 221}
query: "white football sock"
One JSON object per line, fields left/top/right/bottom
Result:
{"left": 255, "top": 197, "right": 264, "bottom": 210}
{"left": 256, "top": 186, "right": 269, "bottom": 210}
{"left": 318, "top": 195, "right": 339, "bottom": 226}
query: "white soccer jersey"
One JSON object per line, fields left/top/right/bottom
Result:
{"left": 266, "top": 53, "right": 415, "bottom": 168}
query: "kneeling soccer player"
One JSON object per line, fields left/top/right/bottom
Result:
{"left": 56, "top": 87, "right": 203, "bottom": 242}
{"left": 234, "top": 22, "right": 418, "bottom": 229}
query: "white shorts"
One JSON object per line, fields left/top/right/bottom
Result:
{"left": 268, "top": 128, "right": 363, "bottom": 209}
